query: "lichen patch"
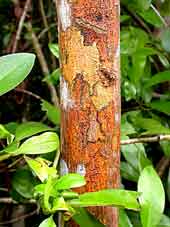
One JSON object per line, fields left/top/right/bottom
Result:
{"left": 60, "top": 77, "right": 75, "bottom": 110}
{"left": 58, "top": 0, "right": 71, "bottom": 31}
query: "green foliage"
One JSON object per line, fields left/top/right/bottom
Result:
{"left": 138, "top": 166, "right": 165, "bottom": 227}
{"left": 1, "top": 0, "right": 170, "bottom": 226}
{"left": 0, "top": 53, "right": 35, "bottom": 96}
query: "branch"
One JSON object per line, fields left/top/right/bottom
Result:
{"left": 12, "top": 0, "right": 31, "bottom": 53}
{"left": 121, "top": 135, "right": 170, "bottom": 145}
{"left": 27, "top": 22, "right": 59, "bottom": 108}
{"left": 0, "top": 205, "right": 39, "bottom": 225}
{"left": 39, "top": 0, "right": 56, "bottom": 69}
{"left": 0, "top": 198, "right": 36, "bottom": 204}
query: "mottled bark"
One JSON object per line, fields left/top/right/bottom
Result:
{"left": 56, "top": 0, "right": 120, "bottom": 226}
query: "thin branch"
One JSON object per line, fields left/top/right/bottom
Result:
{"left": 0, "top": 205, "right": 39, "bottom": 225}
{"left": 0, "top": 198, "right": 36, "bottom": 204}
{"left": 38, "top": 23, "right": 56, "bottom": 40}
{"left": 27, "top": 22, "right": 59, "bottom": 108}
{"left": 121, "top": 135, "right": 170, "bottom": 145}
{"left": 15, "top": 88, "right": 42, "bottom": 100}
{"left": 12, "top": 0, "right": 31, "bottom": 53}
{"left": 156, "top": 156, "right": 170, "bottom": 177}
{"left": 39, "top": 0, "right": 57, "bottom": 69}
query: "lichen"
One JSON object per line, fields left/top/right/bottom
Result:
{"left": 58, "top": 0, "right": 71, "bottom": 31}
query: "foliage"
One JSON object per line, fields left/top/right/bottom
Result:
{"left": 0, "top": 0, "right": 170, "bottom": 226}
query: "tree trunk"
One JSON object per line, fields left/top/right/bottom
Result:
{"left": 56, "top": 0, "right": 120, "bottom": 226}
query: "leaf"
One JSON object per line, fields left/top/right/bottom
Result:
{"left": 44, "top": 68, "right": 61, "bottom": 85}
{"left": 41, "top": 100, "right": 60, "bottom": 125}
{"left": 134, "top": 117, "right": 170, "bottom": 135}
{"left": 150, "top": 100, "right": 170, "bottom": 115}
{"left": 55, "top": 173, "right": 86, "bottom": 190}
{"left": 39, "top": 216, "right": 56, "bottom": 227}
{"left": 138, "top": 7, "right": 164, "bottom": 28}
{"left": 52, "top": 197, "right": 69, "bottom": 212}
{"left": 48, "top": 43, "right": 59, "bottom": 58}
{"left": 0, "top": 53, "right": 35, "bottom": 96}
{"left": 121, "top": 118, "right": 136, "bottom": 137}
{"left": 0, "top": 124, "right": 10, "bottom": 139}
{"left": 25, "top": 156, "right": 57, "bottom": 182}
{"left": 138, "top": 165, "right": 165, "bottom": 227}
{"left": 119, "top": 209, "right": 133, "bottom": 227}
{"left": 16, "top": 132, "right": 59, "bottom": 155}
{"left": 12, "top": 168, "right": 36, "bottom": 199}
{"left": 121, "top": 162, "right": 139, "bottom": 182}
{"left": 160, "top": 141, "right": 170, "bottom": 157}
{"left": 121, "top": 143, "right": 151, "bottom": 173}
{"left": 166, "top": 168, "right": 170, "bottom": 203}
{"left": 158, "top": 215, "right": 170, "bottom": 227}
{"left": 73, "top": 208, "right": 104, "bottom": 227}
{"left": 69, "top": 189, "right": 140, "bottom": 211}
{"left": 15, "top": 122, "right": 54, "bottom": 141}
{"left": 161, "top": 28, "right": 170, "bottom": 52}
{"left": 136, "top": 0, "right": 152, "bottom": 11}
{"left": 145, "top": 71, "right": 170, "bottom": 87}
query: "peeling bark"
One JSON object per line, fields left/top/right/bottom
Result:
{"left": 56, "top": 0, "right": 120, "bottom": 226}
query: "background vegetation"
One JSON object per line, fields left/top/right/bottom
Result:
{"left": 0, "top": 0, "right": 170, "bottom": 226}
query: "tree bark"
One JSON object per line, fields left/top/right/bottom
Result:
{"left": 56, "top": 0, "right": 120, "bottom": 226}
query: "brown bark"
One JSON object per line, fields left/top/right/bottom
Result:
{"left": 56, "top": 0, "right": 120, "bottom": 226}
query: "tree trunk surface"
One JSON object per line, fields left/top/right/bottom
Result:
{"left": 56, "top": 0, "right": 120, "bottom": 226}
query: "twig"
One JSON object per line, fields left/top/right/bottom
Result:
{"left": 121, "top": 135, "right": 170, "bottom": 145}
{"left": 121, "top": 3, "right": 152, "bottom": 35}
{"left": 0, "top": 198, "right": 36, "bottom": 204}
{"left": 27, "top": 22, "right": 59, "bottom": 108}
{"left": 156, "top": 156, "right": 170, "bottom": 177}
{"left": 0, "top": 205, "right": 39, "bottom": 225}
{"left": 39, "top": 0, "right": 57, "bottom": 69}
{"left": 38, "top": 24, "right": 56, "bottom": 40}
{"left": 12, "top": 0, "right": 31, "bottom": 53}
{"left": 15, "top": 88, "right": 42, "bottom": 100}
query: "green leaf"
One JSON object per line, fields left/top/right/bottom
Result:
{"left": 138, "top": 7, "right": 164, "bottom": 28}
{"left": 138, "top": 165, "right": 165, "bottom": 227}
{"left": 158, "top": 215, "right": 170, "bottom": 227}
{"left": 15, "top": 122, "right": 54, "bottom": 141}
{"left": 25, "top": 156, "right": 57, "bottom": 182}
{"left": 121, "top": 143, "right": 151, "bottom": 173}
{"left": 0, "top": 53, "right": 35, "bottom": 96}
{"left": 17, "top": 132, "right": 59, "bottom": 155}
{"left": 136, "top": 0, "right": 152, "bottom": 11}
{"left": 44, "top": 68, "right": 61, "bottom": 85}
{"left": 48, "top": 43, "right": 59, "bottom": 58}
{"left": 161, "top": 28, "right": 170, "bottom": 52}
{"left": 39, "top": 216, "right": 56, "bottom": 227}
{"left": 134, "top": 117, "right": 170, "bottom": 135}
{"left": 69, "top": 189, "right": 140, "bottom": 210}
{"left": 55, "top": 173, "right": 86, "bottom": 190}
{"left": 73, "top": 208, "right": 104, "bottom": 227}
{"left": 12, "top": 168, "right": 36, "bottom": 199}
{"left": 0, "top": 124, "right": 10, "bottom": 139}
{"left": 41, "top": 100, "right": 60, "bottom": 125}
{"left": 166, "top": 168, "right": 170, "bottom": 203}
{"left": 160, "top": 141, "right": 170, "bottom": 157}
{"left": 119, "top": 209, "right": 133, "bottom": 227}
{"left": 121, "top": 162, "right": 139, "bottom": 182}
{"left": 121, "top": 118, "right": 136, "bottom": 137}
{"left": 52, "top": 197, "right": 69, "bottom": 212}
{"left": 150, "top": 100, "right": 170, "bottom": 115}
{"left": 5, "top": 122, "right": 19, "bottom": 135}
{"left": 145, "top": 71, "right": 170, "bottom": 87}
